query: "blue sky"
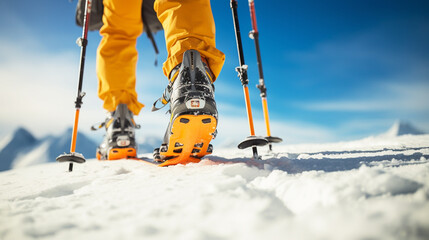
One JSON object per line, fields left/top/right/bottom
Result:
{"left": 0, "top": 0, "right": 428, "bottom": 145}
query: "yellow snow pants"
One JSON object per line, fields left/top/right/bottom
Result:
{"left": 97, "top": 0, "right": 225, "bottom": 115}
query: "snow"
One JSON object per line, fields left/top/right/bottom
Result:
{"left": 1, "top": 135, "right": 429, "bottom": 240}
{"left": 11, "top": 141, "right": 50, "bottom": 169}
{"left": 0, "top": 134, "right": 12, "bottom": 152}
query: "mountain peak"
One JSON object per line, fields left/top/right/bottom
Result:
{"left": 13, "top": 127, "right": 36, "bottom": 142}
{"left": 383, "top": 121, "right": 425, "bottom": 137}
{"left": 0, "top": 127, "right": 38, "bottom": 171}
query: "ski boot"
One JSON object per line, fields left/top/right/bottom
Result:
{"left": 94, "top": 104, "right": 139, "bottom": 160}
{"left": 152, "top": 50, "right": 217, "bottom": 166}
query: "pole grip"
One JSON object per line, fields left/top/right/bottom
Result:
{"left": 82, "top": 0, "right": 92, "bottom": 40}
{"left": 248, "top": 0, "right": 258, "bottom": 34}
{"left": 76, "top": 0, "right": 92, "bottom": 100}
{"left": 231, "top": 0, "right": 246, "bottom": 67}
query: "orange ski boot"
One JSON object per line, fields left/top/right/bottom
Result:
{"left": 152, "top": 50, "right": 217, "bottom": 166}
{"left": 94, "top": 104, "right": 139, "bottom": 160}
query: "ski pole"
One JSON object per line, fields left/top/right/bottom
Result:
{"left": 248, "top": 0, "right": 282, "bottom": 151}
{"left": 56, "top": 0, "right": 92, "bottom": 171}
{"left": 230, "top": 0, "right": 268, "bottom": 160}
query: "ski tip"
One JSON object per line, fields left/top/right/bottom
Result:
{"left": 56, "top": 152, "right": 86, "bottom": 164}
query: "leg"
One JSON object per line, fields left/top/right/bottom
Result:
{"left": 95, "top": 0, "right": 143, "bottom": 160}
{"left": 97, "top": 0, "right": 145, "bottom": 115}
{"left": 153, "top": 0, "right": 225, "bottom": 165}
{"left": 154, "top": 0, "right": 225, "bottom": 79}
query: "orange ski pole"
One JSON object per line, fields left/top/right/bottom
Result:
{"left": 248, "top": 0, "right": 283, "bottom": 150}
{"left": 231, "top": 0, "right": 268, "bottom": 159}
{"left": 243, "top": 85, "right": 256, "bottom": 136}
{"left": 56, "top": 0, "right": 92, "bottom": 171}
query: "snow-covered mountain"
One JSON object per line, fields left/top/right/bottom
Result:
{"left": 0, "top": 133, "right": 428, "bottom": 240}
{"left": 0, "top": 128, "right": 38, "bottom": 171}
{"left": 0, "top": 127, "right": 98, "bottom": 171}
{"left": 380, "top": 120, "right": 425, "bottom": 137}
{"left": 0, "top": 128, "right": 163, "bottom": 171}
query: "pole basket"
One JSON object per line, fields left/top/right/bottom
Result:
{"left": 238, "top": 136, "right": 269, "bottom": 150}
{"left": 266, "top": 136, "right": 283, "bottom": 144}
{"left": 56, "top": 152, "right": 86, "bottom": 164}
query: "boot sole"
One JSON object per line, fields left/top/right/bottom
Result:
{"left": 159, "top": 114, "right": 217, "bottom": 167}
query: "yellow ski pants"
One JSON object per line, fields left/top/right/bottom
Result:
{"left": 97, "top": 0, "right": 225, "bottom": 115}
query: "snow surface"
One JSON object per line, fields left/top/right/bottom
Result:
{"left": 1, "top": 135, "right": 429, "bottom": 240}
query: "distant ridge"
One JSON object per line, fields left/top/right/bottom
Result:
{"left": 0, "top": 127, "right": 163, "bottom": 171}
{"left": 381, "top": 121, "right": 425, "bottom": 137}
{"left": 0, "top": 128, "right": 38, "bottom": 171}
{"left": 0, "top": 127, "right": 97, "bottom": 171}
